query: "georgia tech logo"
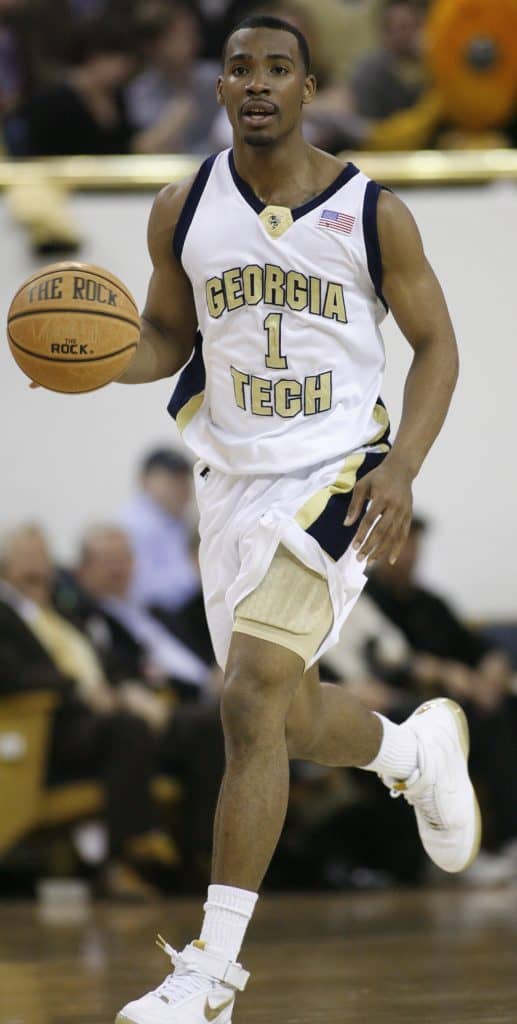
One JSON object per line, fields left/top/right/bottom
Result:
{"left": 259, "top": 204, "right": 294, "bottom": 238}
{"left": 204, "top": 995, "right": 234, "bottom": 1021}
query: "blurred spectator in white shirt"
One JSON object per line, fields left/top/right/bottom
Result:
{"left": 126, "top": 0, "right": 220, "bottom": 155}
{"left": 118, "top": 448, "right": 199, "bottom": 614}
{"left": 73, "top": 524, "right": 210, "bottom": 690}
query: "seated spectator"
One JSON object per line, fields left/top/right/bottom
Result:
{"left": 351, "top": 0, "right": 426, "bottom": 120}
{"left": 0, "top": 1, "right": 26, "bottom": 120}
{"left": 367, "top": 517, "right": 517, "bottom": 866}
{"left": 0, "top": 0, "right": 51, "bottom": 151}
{"left": 165, "top": 531, "right": 216, "bottom": 668}
{"left": 0, "top": 523, "right": 176, "bottom": 898}
{"left": 56, "top": 524, "right": 224, "bottom": 886}
{"left": 118, "top": 447, "right": 200, "bottom": 614}
{"left": 64, "top": 523, "right": 211, "bottom": 691}
{"left": 367, "top": 516, "right": 512, "bottom": 706}
{"left": 126, "top": 1, "right": 220, "bottom": 155}
{"left": 7, "top": 15, "right": 136, "bottom": 156}
{"left": 321, "top": 591, "right": 417, "bottom": 719}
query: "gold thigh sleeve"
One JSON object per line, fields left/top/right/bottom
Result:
{"left": 233, "top": 544, "right": 333, "bottom": 667}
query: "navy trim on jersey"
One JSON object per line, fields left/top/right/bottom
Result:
{"left": 228, "top": 150, "right": 360, "bottom": 221}
{"left": 372, "top": 396, "right": 391, "bottom": 448}
{"left": 173, "top": 154, "right": 218, "bottom": 263}
{"left": 363, "top": 181, "right": 388, "bottom": 312}
{"left": 168, "top": 331, "right": 205, "bottom": 420}
{"left": 306, "top": 449, "right": 387, "bottom": 561}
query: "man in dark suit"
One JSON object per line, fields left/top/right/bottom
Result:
{"left": 0, "top": 523, "right": 175, "bottom": 897}
{"left": 57, "top": 524, "right": 225, "bottom": 886}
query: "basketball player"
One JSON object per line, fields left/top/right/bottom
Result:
{"left": 115, "top": 16, "right": 480, "bottom": 1024}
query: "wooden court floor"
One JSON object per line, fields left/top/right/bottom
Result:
{"left": 1, "top": 887, "right": 517, "bottom": 1024}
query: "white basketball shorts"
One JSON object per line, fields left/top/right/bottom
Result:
{"left": 194, "top": 445, "right": 388, "bottom": 671}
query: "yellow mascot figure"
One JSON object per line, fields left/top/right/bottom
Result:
{"left": 367, "top": 0, "right": 517, "bottom": 150}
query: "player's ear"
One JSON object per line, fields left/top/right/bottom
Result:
{"left": 216, "top": 76, "right": 225, "bottom": 106}
{"left": 302, "top": 74, "right": 317, "bottom": 106}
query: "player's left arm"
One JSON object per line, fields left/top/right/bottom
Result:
{"left": 346, "top": 190, "right": 459, "bottom": 565}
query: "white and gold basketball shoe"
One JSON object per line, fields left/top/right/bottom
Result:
{"left": 115, "top": 937, "right": 248, "bottom": 1024}
{"left": 382, "top": 698, "right": 482, "bottom": 873}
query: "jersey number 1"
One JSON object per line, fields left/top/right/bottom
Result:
{"left": 264, "top": 313, "right": 288, "bottom": 370}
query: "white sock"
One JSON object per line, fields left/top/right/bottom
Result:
{"left": 199, "top": 884, "right": 258, "bottom": 962}
{"left": 360, "top": 713, "right": 418, "bottom": 780}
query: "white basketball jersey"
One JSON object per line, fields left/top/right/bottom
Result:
{"left": 169, "top": 149, "right": 391, "bottom": 475}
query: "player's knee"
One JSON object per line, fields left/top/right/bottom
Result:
{"left": 221, "top": 650, "right": 298, "bottom": 756}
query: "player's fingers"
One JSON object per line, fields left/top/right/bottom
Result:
{"left": 366, "top": 515, "right": 403, "bottom": 564}
{"left": 29, "top": 381, "right": 40, "bottom": 389}
{"left": 352, "top": 499, "right": 385, "bottom": 553}
{"left": 344, "top": 480, "right": 369, "bottom": 526}
{"left": 357, "top": 507, "right": 395, "bottom": 560}
{"left": 387, "top": 515, "right": 412, "bottom": 565}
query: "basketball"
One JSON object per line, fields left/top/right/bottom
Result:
{"left": 7, "top": 261, "right": 140, "bottom": 393}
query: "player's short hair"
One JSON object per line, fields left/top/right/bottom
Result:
{"left": 222, "top": 15, "right": 311, "bottom": 74}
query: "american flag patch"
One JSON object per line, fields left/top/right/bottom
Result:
{"left": 318, "top": 208, "right": 355, "bottom": 234}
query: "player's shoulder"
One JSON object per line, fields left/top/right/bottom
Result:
{"left": 376, "top": 189, "right": 424, "bottom": 267}
{"left": 147, "top": 172, "right": 200, "bottom": 264}
{"left": 150, "top": 173, "right": 199, "bottom": 233}
{"left": 377, "top": 188, "right": 413, "bottom": 226}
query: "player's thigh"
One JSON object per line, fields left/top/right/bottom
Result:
{"left": 233, "top": 543, "right": 333, "bottom": 670}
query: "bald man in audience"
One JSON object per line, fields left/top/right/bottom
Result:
{"left": 0, "top": 523, "right": 176, "bottom": 898}
{"left": 59, "top": 524, "right": 225, "bottom": 885}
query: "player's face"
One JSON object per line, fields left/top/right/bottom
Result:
{"left": 217, "top": 28, "right": 315, "bottom": 147}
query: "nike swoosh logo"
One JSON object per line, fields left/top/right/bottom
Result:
{"left": 204, "top": 995, "right": 234, "bottom": 1021}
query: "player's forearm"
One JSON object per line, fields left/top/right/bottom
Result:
{"left": 117, "top": 315, "right": 188, "bottom": 383}
{"left": 389, "top": 335, "right": 459, "bottom": 478}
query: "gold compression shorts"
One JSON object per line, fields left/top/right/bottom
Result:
{"left": 233, "top": 543, "right": 333, "bottom": 667}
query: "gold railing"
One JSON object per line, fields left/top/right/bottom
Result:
{"left": 1, "top": 149, "right": 517, "bottom": 189}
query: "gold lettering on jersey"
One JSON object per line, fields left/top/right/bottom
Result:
{"left": 230, "top": 367, "right": 332, "bottom": 418}
{"left": 230, "top": 366, "right": 249, "bottom": 409}
{"left": 223, "top": 267, "right": 245, "bottom": 311}
{"left": 264, "top": 264, "right": 285, "bottom": 306}
{"left": 205, "top": 266, "right": 347, "bottom": 323}
{"left": 309, "top": 276, "right": 321, "bottom": 315}
{"left": 286, "top": 271, "right": 308, "bottom": 311}
{"left": 251, "top": 375, "right": 273, "bottom": 415}
{"left": 323, "top": 283, "right": 347, "bottom": 322}
{"left": 242, "top": 265, "right": 262, "bottom": 305}
{"left": 274, "top": 379, "right": 303, "bottom": 417}
{"left": 206, "top": 277, "right": 225, "bottom": 318}
{"left": 259, "top": 205, "right": 294, "bottom": 239}
{"left": 304, "top": 371, "right": 332, "bottom": 415}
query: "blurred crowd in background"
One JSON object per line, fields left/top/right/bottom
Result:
{"left": 2, "top": 0, "right": 517, "bottom": 158}
{"left": 1, "top": 446, "right": 517, "bottom": 900}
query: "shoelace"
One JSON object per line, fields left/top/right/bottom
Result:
{"left": 154, "top": 936, "right": 212, "bottom": 1005}
{"left": 388, "top": 769, "right": 444, "bottom": 830}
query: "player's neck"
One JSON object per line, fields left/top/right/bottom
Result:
{"left": 232, "top": 134, "right": 315, "bottom": 207}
